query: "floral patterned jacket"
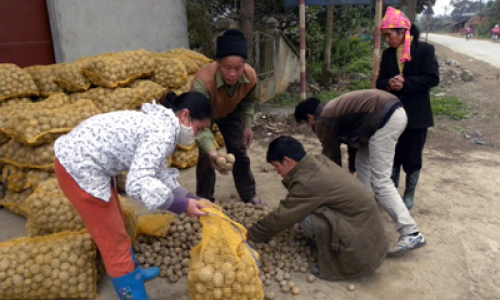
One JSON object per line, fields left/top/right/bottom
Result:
{"left": 55, "top": 102, "right": 181, "bottom": 211}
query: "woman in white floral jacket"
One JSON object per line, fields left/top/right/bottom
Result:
{"left": 54, "top": 91, "right": 213, "bottom": 300}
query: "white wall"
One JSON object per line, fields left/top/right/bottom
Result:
{"left": 47, "top": 0, "right": 189, "bottom": 63}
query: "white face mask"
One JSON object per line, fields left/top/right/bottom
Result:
{"left": 178, "top": 119, "right": 195, "bottom": 147}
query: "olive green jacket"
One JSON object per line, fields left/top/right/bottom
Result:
{"left": 248, "top": 154, "right": 387, "bottom": 280}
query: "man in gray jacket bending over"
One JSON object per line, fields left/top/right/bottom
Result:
{"left": 294, "top": 89, "right": 426, "bottom": 255}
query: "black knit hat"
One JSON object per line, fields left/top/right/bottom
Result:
{"left": 216, "top": 29, "right": 248, "bottom": 60}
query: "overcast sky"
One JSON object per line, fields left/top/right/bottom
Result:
{"left": 431, "top": 0, "right": 484, "bottom": 16}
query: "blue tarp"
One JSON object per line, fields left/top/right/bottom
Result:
{"left": 284, "top": 0, "right": 400, "bottom": 6}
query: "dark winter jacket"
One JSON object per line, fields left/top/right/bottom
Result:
{"left": 376, "top": 41, "right": 440, "bottom": 129}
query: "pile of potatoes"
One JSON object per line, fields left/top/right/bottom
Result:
{"left": 0, "top": 230, "right": 98, "bottom": 299}
{"left": 170, "top": 144, "right": 199, "bottom": 169}
{"left": 134, "top": 199, "right": 314, "bottom": 298}
{"left": 69, "top": 87, "right": 143, "bottom": 113}
{"left": 4, "top": 99, "right": 102, "bottom": 145}
{"left": 0, "top": 64, "right": 38, "bottom": 101}
{"left": 0, "top": 140, "right": 55, "bottom": 169}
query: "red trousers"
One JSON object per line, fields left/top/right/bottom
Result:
{"left": 55, "top": 159, "right": 135, "bottom": 278}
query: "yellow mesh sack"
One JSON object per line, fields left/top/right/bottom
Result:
{"left": 0, "top": 230, "right": 98, "bottom": 299}
{"left": 170, "top": 143, "right": 199, "bottom": 169}
{"left": 164, "top": 48, "right": 213, "bottom": 68}
{"left": 82, "top": 50, "right": 155, "bottom": 88}
{"left": 121, "top": 197, "right": 139, "bottom": 243}
{"left": 172, "top": 74, "right": 195, "bottom": 96}
{"left": 0, "top": 140, "right": 55, "bottom": 170}
{"left": 151, "top": 57, "right": 188, "bottom": 88}
{"left": 137, "top": 213, "right": 175, "bottom": 237}
{"left": 53, "top": 62, "right": 91, "bottom": 93}
{"left": 154, "top": 52, "right": 201, "bottom": 74}
{"left": 188, "top": 206, "right": 264, "bottom": 300}
{"left": 24, "top": 64, "right": 65, "bottom": 96}
{"left": 24, "top": 219, "right": 52, "bottom": 238}
{"left": 0, "top": 97, "right": 31, "bottom": 108}
{"left": 0, "top": 164, "right": 52, "bottom": 193}
{"left": 214, "top": 131, "right": 225, "bottom": 148}
{"left": 69, "top": 87, "right": 144, "bottom": 113}
{"left": 0, "top": 190, "right": 33, "bottom": 217}
{"left": 2, "top": 99, "right": 102, "bottom": 146}
{"left": 24, "top": 179, "right": 139, "bottom": 242}
{"left": 0, "top": 63, "right": 39, "bottom": 101}
{"left": 127, "top": 79, "right": 168, "bottom": 110}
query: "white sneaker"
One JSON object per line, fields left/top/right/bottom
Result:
{"left": 387, "top": 233, "right": 427, "bottom": 256}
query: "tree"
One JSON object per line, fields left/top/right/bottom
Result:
{"left": 322, "top": 6, "right": 334, "bottom": 86}
{"left": 240, "top": 0, "right": 255, "bottom": 57}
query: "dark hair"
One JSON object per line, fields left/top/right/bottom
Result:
{"left": 160, "top": 91, "right": 213, "bottom": 120}
{"left": 394, "top": 24, "right": 420, "bottom": 44}
{"left": 266, "top": 136, "right": 307, "bottom": 164}
{"left": 294, "top": 97, "right": 321, "bottom": 124}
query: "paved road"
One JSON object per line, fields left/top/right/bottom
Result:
{"left": 427, "top": 33, "right": 500, "bottom": 69}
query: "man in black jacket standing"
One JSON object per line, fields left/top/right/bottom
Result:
{"left": 376, "top": 7, "right": 440, "bottom": 210}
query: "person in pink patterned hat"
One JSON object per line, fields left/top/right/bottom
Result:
{"left": 376, "top": 7, "right": 439, "bottom": 221}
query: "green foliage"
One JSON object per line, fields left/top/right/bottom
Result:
{"left": 431, "top": 94, "right": 468, "bottom": 120}
{"left": 351, "top": 79, "right": 372, "bottom": 90}
{"left": 269, "top": 92, "right": 301, "bottom": 108}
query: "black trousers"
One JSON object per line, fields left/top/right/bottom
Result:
{"left": 196, "top": 110, "right": 256, "bottom": 202}
{"left": 393, "top": 128, "right": 428, "bottom": 174}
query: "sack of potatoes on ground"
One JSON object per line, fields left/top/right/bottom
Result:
{"left": 81, "top": 49, "right": 155, "bottom": 88}
{"left": 127, "top": 79, "right": 168, "bottom": 110}
{"left": 171, "top": 74, "right": 195, "bottom": 96}
{"left": 24, "top": 65, "right": 65, "bottom": 96}
{"left": 0, "top": 230, "right": 99, "bottom": 299}
{"left": 151, "top": 57, "right": 188, "bottom": 89}
{"left": 53, "top": 62, "right": 91, "bottom": 93}
{"left": 1, "top": 163, "right": 54, "bottom": 193}
{"left": 0, "top": 63, "right": 39, "bottom": 102}
{"left": 0, "top": 190, "right": 33, "bottom": 217}
{"left": 188, "top": 207, "right": 264, "bottom": 300}
{"left": 24, "top": 178, "right": 139, "bottom": 241}
{"left": 69, "top": 87, "right": 144, "bottom": 113}
{"left": 0, "top": 139, "right": 55, "bottom": 171}
{"left": 170, "top": 143, "right": 199, "bottom": 169}
{"left": 2, "top": 99, "right": 102, "bottom": 146}
{"left": 0, "top": 94, "right": 71, "bottom": 145}
{"left": 163, "top": 48, "right": 213, "bottom": 69}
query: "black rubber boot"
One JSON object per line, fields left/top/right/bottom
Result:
{"left": 403, "top": 171, "right": 420, "bottom": 210}
{"left": 391, "top": 165, "right": 401, "bottom": 188}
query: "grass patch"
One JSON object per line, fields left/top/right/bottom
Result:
{"left": 268, "top": 90, "right": 348, "bottom": 108}
{"left": 430, "top": 94, "right": 468, "bottom": 120}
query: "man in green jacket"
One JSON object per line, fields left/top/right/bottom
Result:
{"left": 247, "top": 136, "right": 387, "bottom": 280}
{"left": 192, "top": 28, "right": 264, "bottom": 205}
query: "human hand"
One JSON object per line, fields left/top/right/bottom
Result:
{"left": 391, "top": 74, "right": 405, "bottom": 91}
{"left": 207, "top": 150, "right": 231, "bottom": 175}
{"left": 185, "top": 199, "right": 207, "bottom": 218}
{"left": 243, "top": 128, "right": 254, "bottom": 148}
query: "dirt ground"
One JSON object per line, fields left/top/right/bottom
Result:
{"left": 2, "top": 43, "right": 500, "bottom": 299}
